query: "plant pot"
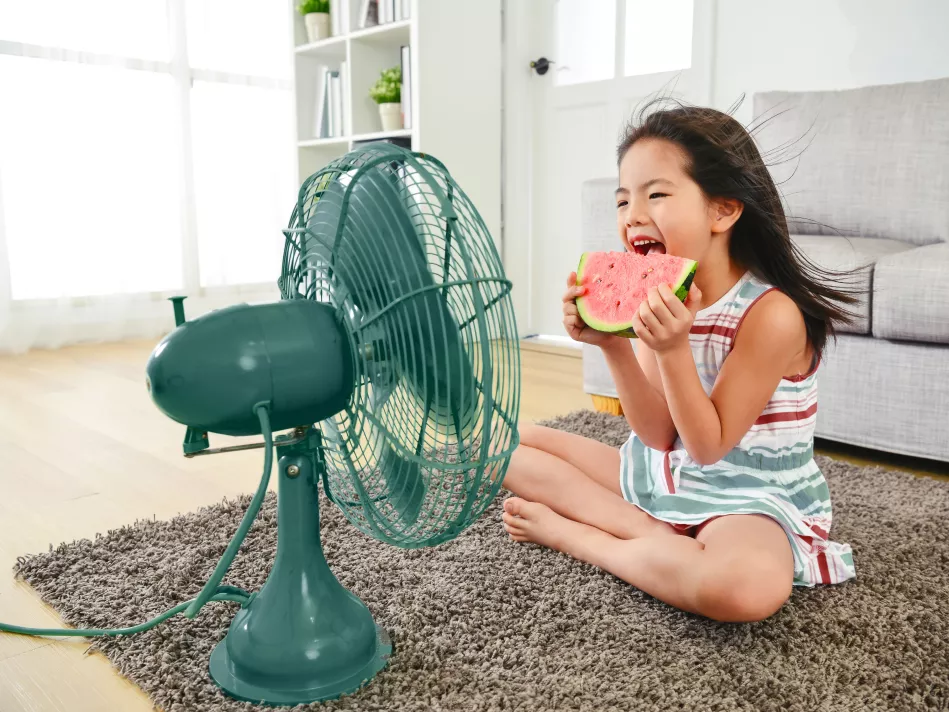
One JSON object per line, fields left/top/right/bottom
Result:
{"left": 378, "top": 103, "right": 402, "bottom": 132}
{"left": 304, "top": 13, "right": 331, "bottom": 42}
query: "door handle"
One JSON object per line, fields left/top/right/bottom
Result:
{"left": 529, "top": 57, "right": 553, "bottom": 75}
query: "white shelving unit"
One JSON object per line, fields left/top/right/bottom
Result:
{"left": 288, "top": 0, "right": 502, "bottom": 245}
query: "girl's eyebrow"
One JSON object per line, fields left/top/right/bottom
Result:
{"left": 639, "top": 178, "right": 675, "bottom": 191}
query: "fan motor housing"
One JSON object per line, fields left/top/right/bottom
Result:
{"left": 146, "top": 300, "right": 354, "bottom": 435}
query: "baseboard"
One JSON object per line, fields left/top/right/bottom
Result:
{"left": 520, "top": 336, "right": 582, "bottom": 359}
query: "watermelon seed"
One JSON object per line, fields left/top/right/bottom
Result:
{"left": 616, "top": 301, "right": 621, "bottom": 307}
{"left": 641, "top": 272, "right": 647, "bottom": 279}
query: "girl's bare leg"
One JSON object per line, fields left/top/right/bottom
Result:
{"left": 502, "top": 498, "right": 794, "bottom": 623}
{"left": 501, "top": 422, "right": 677, "bottom": 540}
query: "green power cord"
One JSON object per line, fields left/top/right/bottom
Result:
{"left": 0, "top": 405, "right": 275, "bottom": 639}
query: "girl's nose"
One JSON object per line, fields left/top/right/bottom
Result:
{"left": 625, "top": 210, "right": 648, "bottom": 228}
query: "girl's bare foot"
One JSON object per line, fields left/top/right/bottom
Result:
{"left": 501, "top": 497, "right": 586, "bottom": 554}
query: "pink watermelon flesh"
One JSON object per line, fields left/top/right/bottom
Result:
{"left": 576, "top": 251, "right": 698, "bottom": 338}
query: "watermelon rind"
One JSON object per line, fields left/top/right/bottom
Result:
{"left": 575, "top": 252, "right": 697, "bottom": 339}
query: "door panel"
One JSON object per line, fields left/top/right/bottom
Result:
{"left": 503, "top": 0, "right": 715, "bottom": 338}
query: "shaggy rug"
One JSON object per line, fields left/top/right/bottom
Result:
{"left": 12, "top": 410, "right": 949, "bottom": 712}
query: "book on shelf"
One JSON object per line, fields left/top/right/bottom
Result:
{"left": 313, "top": 66, "right": 345, "bottom": 139}
{"left": 330, "top": 0, "right": 342, "bottom": 36}
{"left": 358, "top": 0, "right": 378, "bottom": 29}
{"left": 379, "top": 0, "right": 396, "bottom": 24}
{"left": 339, "top": 61, "right": 348, "bottom": 135}
{"left": 314, "top": 69, "right": 330, "bottom": 138}
{"left": 400, "top": 45, "right": 412, "bottom": 129}
{"left": 329, "top": 70, "right": 342, "bottom": 138}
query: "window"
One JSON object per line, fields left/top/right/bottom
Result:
{"left": 552, "top": 0, "right": 694, "bottom": 87}
{"left": 554, "top": 0, "right": 616, "bottom": 87}
{"left": 0, "top": 1, "right": 295, "bottom": 300}
{"left": 624, "top": 0, "right": 693, "bottom": 77}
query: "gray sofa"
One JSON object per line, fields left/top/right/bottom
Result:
{"left": 582, "top": 76, "right": 949, "bottom": 463}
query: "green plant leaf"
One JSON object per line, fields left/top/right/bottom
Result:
{"left": 298, "top": 0, "right": 330, "bottom": 15}
{"left": 369, "top": 66, "right": 402, "bottom": 104}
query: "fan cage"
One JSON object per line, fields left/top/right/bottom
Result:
{"left": 280, "top": 144, "right": 521, "bottom": 548}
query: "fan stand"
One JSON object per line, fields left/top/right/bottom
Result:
{"left": 209, "top": 427, "right": 392, "bottom": 705}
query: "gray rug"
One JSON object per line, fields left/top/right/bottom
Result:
{"left": 12, "top": 410, "right": 949, "bottom": 712}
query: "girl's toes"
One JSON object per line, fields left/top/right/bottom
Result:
{"left": 501, "top": 512, "right": 522, "bottom": 527}
{"left": 503, "top": 520, "right": 524, "bottom": 535}
{"left": 503, "top": 497, "right": 526, "bottom": 517}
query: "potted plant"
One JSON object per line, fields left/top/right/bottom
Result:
{"left": 369, "top": 66, "right": 402, "bottom": 132}
{"left": 299, "top": 0, "right": 331, "bottom": 42}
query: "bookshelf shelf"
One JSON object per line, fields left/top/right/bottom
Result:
{"left": 349, "top": 20, "right": 411, "bottom": 44}
{"left": 298, "top": 137, "right": 350, "bottom": 148}
{"left": 295, "top": 36, "right": 347, "bottom": 60}
{"left": 352, "top": 128, "right": 412, "bottom": 142}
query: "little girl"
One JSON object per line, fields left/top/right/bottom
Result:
{"left": 501, "top": 100, "right": 858, "bottom": 623}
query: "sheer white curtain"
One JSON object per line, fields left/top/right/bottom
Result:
{"left": 0, "top": 0, "right": 298, "bottom": 353}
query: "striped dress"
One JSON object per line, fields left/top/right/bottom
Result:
{"left": 619, "top": 271, "right": 855, "bottom": 587}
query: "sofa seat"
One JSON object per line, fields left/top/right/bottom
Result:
{"left": 790, "top": 235, "right": 914, "bottom": 334}
{"left": 872, "top": 243, "right": 949, "bottom": 344}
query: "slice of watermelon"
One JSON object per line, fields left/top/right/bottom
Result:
{"left": 576, "top": 251, "right": 698, "bottom": 338}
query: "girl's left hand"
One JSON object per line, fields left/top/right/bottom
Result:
{"left": 632, "top": 283, "right": 703, "bottom": 353}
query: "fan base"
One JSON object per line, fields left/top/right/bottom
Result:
{"left": 206, "top": 437, "right": 393, "bottom": 706}
{"left": 209, "top": 624, "right": 392, "bottom": 705}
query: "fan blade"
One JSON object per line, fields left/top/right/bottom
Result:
{"left": 306, "top": 158, "right": 479, "bottom": 449}
{"left": 379, "top": 445, "right": 426, "bottom": 527}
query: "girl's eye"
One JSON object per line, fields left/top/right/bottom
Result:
{"left": 649, "top": 192, "right": 668, "bottom": 200}
{"left": 616, "top": 200, "right": 628, "bottom": 209}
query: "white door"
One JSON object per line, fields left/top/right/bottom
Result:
{"left": 503, "top": 0, "right": 715, "bottom": 340}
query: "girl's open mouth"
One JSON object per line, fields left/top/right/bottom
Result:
{"left": 631, "top": 238, "right": 666, "bottom": 256}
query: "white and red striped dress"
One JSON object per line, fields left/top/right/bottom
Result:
{"left": 619, "top": 271, "right": 855, "bottom": 587}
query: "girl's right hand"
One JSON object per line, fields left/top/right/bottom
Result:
{"left": 562, "top": 272, "right": 622, "bottom": 348}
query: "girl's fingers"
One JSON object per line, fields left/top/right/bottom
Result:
{"left": 657, "top": 283, "right": 688, "bottom": 317}
{"left": 563, "top": 285, "right": 586, "bottom": 302}
{"left": 638, "top": 300, "right": 662, "bottom": 333}
{"left": 631, "top": 311, "right": 650, "bottom": 341}
{"left": 567, "top": 271, "right": 579, "bottom": 288}
{"left": 564, "top": 312, "right": 581, "bottom": 335}
{"left": 647, "top": 287, "right": 675, "bottom": 325}
{"left": 683, "top": 283, "right": 703, "bottom": 315}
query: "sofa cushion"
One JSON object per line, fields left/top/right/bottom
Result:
{"left": 753, "top": 77, "right": 949, "bottom": 246}
{"left": 790, "top": 235, "right": 913, "bottom": 334}
{"left": 872, "top": 243, "right": 949, "bottom": 343}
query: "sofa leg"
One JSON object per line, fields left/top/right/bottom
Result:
{"left": 591, "top": 395, "right": 624, "bottom": 416}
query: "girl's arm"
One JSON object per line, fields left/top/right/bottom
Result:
{"left": 636, "top": 285, "right": 807, "bottom": 466}
{"left": 601, "top": 339, "right": 678, "bottom": 450}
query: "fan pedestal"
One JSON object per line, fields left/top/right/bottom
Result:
{"left": 209, "top": 434, "right": 391, "bottom": 705}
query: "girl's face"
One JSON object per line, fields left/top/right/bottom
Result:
{"left": 615, "top": 138, "right": 735, "bottom": 263}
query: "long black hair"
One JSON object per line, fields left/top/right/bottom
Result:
{"left": 617, "top": 96, "right": 860, "bottom": 356}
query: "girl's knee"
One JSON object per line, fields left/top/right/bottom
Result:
{"left": 696, "top": 563, "right": 792, "bottom": 623}
{"left": 517, "top": 421, "right": 546, "bottom": 448}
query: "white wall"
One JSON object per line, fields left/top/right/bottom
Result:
{"left": 417, "top": 0, "right": 502, "bottom": 248}
{"left": 712, "top": 0, "right": 949, "bottom": 123}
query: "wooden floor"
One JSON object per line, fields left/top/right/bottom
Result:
{"left": 0, "top": 339, "right": 946, "bottom": 711}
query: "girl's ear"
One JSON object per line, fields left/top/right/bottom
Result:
{"left": 710, "top": 198, "right": 744, "bottom": 234}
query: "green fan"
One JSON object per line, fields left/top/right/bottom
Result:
{"left": 144, "top": 143, "right": 521, "bottom": 704}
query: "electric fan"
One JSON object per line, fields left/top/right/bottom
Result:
{"left": 142, "top": 142, "right": 521, "bottom": 704}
